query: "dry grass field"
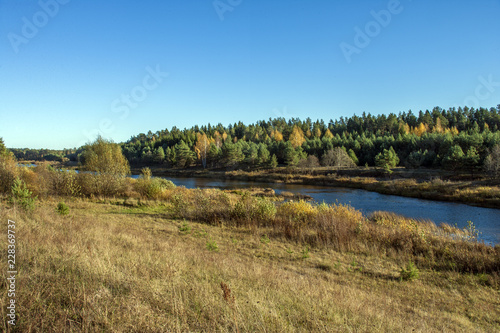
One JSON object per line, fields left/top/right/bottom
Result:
{"left": 1, "top": 193, "right": 499, "bottom": 332}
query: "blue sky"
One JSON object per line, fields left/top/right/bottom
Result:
{"left": 1, "top": 0, "right": 499, "bottom": 149}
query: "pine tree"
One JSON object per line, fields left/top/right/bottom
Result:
{"left": 284, "top": 142, "right": 299, "bottom": 166}
{"left": 348, "top": 149, "right": 358, "bottom": 166}
{"left": 245, "top": 144, "right": 258, "bottom": 166}
{"left": 464, "top": 146, "right": 480, "bottom": 176}
{"left": 175, "top": 140, "right": 195, "bottom": 168}
{"left": 443, "top": 145, "right": 464, "bottom": 171}
{"left": 269, "top": 154, "right": 278, "bottom": 168}
{"left": 375, "top": 146, "right": 399, "bottom": 169}
{"left": 222, "top": 141, "right": 244, "bottom": 167}
{"left": 154, "top": 147, "right": 165, "bottom": 164}
{"left": 257, "top": 144, "right": 270, "bottom": 167}
{"left": 0, "top": 138, "right": 13, "bottom": 159}
{"left": 207, "top": 144, "right": 220, "bottom": 168}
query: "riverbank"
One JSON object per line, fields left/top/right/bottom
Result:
{"left": 134, "top": 166, "right": 500, "bottom": 209}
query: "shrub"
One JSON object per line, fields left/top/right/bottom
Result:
{"left": 79, "top": 136, "right": 130, "bottom": 196}
{"left": 179, "top": 221, "right": 191, "bottom": 234}
{"left": 400, "top": 261, "right": 419, "bottom": 281}
{"left": 0, "top": 155, "right": 18, "bottom": 193}
{"left": 260, "top": 234, "right": 270, "bottom": 244}
{"left": 171, "top": 191, "right": 189, "bottom": 219}
{"left": 463, "top": 220, "right": 480, "bottom": 242}
{"left": 277, "top": 200, "right": 317, "bottom": 224}
{"left": 10, "top": 178, "right": 37, "bottom": 212}
{"left": 301, "top": 246, "right": 310, "bottom": 259}
{"left": 255, "top": 198, "right": 277, "bottom": 222}
{"left": 56, "top": 202, "right": 69, "bottom": 216}
{"left": 53, "top": 170, "right": 81, "bottom": 197}
{"left": 136, "top": 168, "right": 176, "bottom": 199}
{"left": 206, "top": 239, "right": 219, "bottom": 252}
{"left": 78, "top": 173, "right": 127, "bottom": 197}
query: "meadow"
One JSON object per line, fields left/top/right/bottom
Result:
{"left": 0, "top": 162, "right": 499, "bottom": 332}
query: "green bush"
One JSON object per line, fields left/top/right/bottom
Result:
{"left": 255, "top": 198, "right": 277, "bottom": 222}
{"left": 400, "top": 261, "right": 419, "bottom": 281}
{"left": 56, "top": 202, "right": 69, "bottom": 216}
{"left": 178, "top": 221, "right": 191, "bottom": 234}
{"left": 260, "top": 234, "right": 270, "bottom": 244}
{"left": 301, "top": 246, "right": 310, "bottom": 259}
{"left": 136, "top": 168, "right": 175, "bottom": 199}
{"left": 10, "top": 178, "right": 37, "bottom": 212}
{"left": 206, "top": 239, "right": 219, "bottom": 252}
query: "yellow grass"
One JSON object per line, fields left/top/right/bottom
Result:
{"left": 1, "top": 197, "right": 499, "bottom": 332}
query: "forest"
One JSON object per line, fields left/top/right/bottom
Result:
{"left": 10, "top": 105, "right": 500, "bottom": 175}
{"left": 119, "top": 105, "right": 500, "bottom": 174}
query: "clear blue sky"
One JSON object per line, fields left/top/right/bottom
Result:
{"left": 1, "top": 0, "right": 499, "bottom": 149}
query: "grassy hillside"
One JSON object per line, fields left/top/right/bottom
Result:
{"left": 1, "top": 193, "right": 499, "bottom": 332}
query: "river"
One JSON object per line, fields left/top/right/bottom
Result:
{"left": 147, "top": 176, "right": 500, "bottom": 245}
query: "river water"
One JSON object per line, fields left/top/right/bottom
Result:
{"left": 154, "top": 176, "right": 500, "bottom": 245}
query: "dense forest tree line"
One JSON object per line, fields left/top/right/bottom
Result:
{"left": 6, "top": 105, "right": 500, "bottom": 175}
{"left": 118, "top": 105, "right": 500, "bottom": 175}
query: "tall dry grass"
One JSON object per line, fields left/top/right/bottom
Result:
{"left": 1, "top": 163, "right": 498, "bottom": 277}
{"left": 0, "top": 199, "right": 499, "bottom": 332}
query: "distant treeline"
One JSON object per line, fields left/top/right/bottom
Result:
{"left": 10, "top": 148, "right": 80, "bottom": 162}
{"left": 120, "top": 105, "right": 500, "bottom": 174}
{"left": 8, "top": 105, "right": 500, "bottom": 174}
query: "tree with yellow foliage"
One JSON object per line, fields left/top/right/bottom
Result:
{"left": 400, "top": 122, "right": 410, "bottom": 135}
{"left": 214, "top": 131, "right": 222, "bottom": 149}
{"left": 81, "top": 135, "right": 130, "bottom": 195}
{"left": 433, "top": 118, "right": 443, "bottom": 133}
{"left": 323, "top": 129, "right": 334, "bottom": 139}
{"left": 412, "top": 123, "right": 427, "bottom": 136}
{"left": 194, "top": 133, "right": 210, "bottom": 168}
{"left": 271, "top": 129, "right": 283, "bottom": 142}
{"left": 289, "top": 125, "right": 306, "bottom": 148}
